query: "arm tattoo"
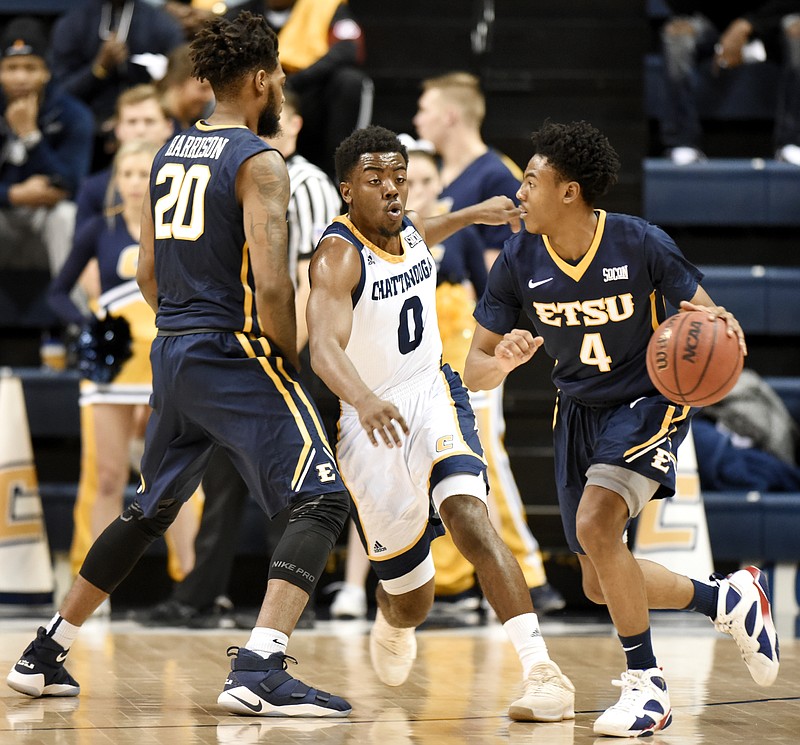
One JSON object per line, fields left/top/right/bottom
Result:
{"left": 248, "top": 153, "right": 290, "bottom": 260}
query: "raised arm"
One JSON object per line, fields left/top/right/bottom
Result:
{"left": 307, "top": 236, "right": 408, "bottom": 447}
{"left": 239, "top": 150, "right": 300, "bottom": 369}
{"left": 422, "top": 195, "right": 522, "bottom": 246}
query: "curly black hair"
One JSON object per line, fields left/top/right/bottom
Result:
{"left": 530, "top": 121, "right": 620, "bottom": 205}
{"left": 334, "top": 125, "right": 408, "bottom": 183}
{"left": 190, "top": 11, "right": 278, "bottom": 99}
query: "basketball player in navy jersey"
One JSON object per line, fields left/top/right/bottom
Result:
{"left": 464, "top": 120, "right": 779, "bottom": 737}
{"left": 307, "top": 125, "right": 575, "bottom": 723}
{"left": 7, "top": 12, "right": 352, "bottom": 718}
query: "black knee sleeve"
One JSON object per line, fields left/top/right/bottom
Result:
{"left": 268, "top": 490, "right": 350, "bottom": 594}
{"left": 79, "top": 499, "right": 182, "bottom": 594}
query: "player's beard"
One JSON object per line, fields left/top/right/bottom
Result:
{"left": 256, "top": 88, "right": 281, "bottom": 137}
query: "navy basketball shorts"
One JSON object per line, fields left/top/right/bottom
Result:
{"left": 137, "top": 332, "right": 343, "bottom": 518}
{"left": 553, "top": 391, "right": 694, "bottom": 553}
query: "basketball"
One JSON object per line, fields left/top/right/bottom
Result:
{"left": 646, "top": 310, "right": 744, "bottom": 407}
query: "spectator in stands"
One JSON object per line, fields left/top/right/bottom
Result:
{"left": 76, "top": 84, "right": 175, "bottom": 234}
{"left": 49, "top": 0, "right": 184, "bottom": 159}
{"left": 660, "top": 1, "right": 800, "bottom": 165}
{"left": 227, "top": 0, "right": 372, "bottom": 178}
{"left": 140, "top": 89, "right": 342, "bottom": 628}
{"left": 48, "top": 140, "right": 200, "bottom": 598}
{"left": 413, "top": 71, "right": 565, "bottom": 614}
{"left": 694, "top": 368, "right": 800, "bottom": 490}
{"left": 157, "top": 44, "right": 214, "bottom": 133}
{"left": 0, "top": 17, "right": 93, "bottom": 284}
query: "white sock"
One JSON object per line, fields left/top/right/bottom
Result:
{"left": 246, "top": 627, "right": 289, "bottom": 659}
{"left": 45, "top": 614, "right": 80, "bottom": 651}
{"left": 503, "top": 612, "right": 549, "bottom": 677}
{"left": 340, "top": 583, "right": 366, "bottom": 598}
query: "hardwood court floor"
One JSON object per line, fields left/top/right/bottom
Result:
{"left": 1, "top": 613, "right": 798, "bottom": 745}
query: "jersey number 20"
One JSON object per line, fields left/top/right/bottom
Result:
{"left": 154, "top": 163, "right": 211, "bottom": 241}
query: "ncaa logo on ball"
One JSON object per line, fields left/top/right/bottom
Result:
{"left": 682, "top": 319, "right": 703, "bottom": 363}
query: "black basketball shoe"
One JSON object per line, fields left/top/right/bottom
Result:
{"left": 217, "top": 647, "right": 351, "bottom": 717}
{"left": 6, "top": 627, "right": 80, "bottom": 698}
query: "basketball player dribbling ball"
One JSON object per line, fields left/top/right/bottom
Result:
{"left": 463, "top": 120, "right": 778, "bottom": 737}
{"left": 7, "top": 12, "right": 353, "bottom": 718}
{"left": 307, "top": 124, "right": 575, "bottom": 722}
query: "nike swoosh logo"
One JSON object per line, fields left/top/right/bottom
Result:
{"left": 622, "top": 644, "right": 642, "bottom": 652}
{"left": 271, "top": 639, "right": 286, "bottom": 646}
{"left": 227, "top": 693, "right": 263, "bottom": 712}
{"left": 528, "top": 277, "right": 554, "bottom": 289}
{"left": 56, "top": 651, "right": 68, "bottom": 662}
{"left": 629, "top": 397, "right": 645, "bottom": 409}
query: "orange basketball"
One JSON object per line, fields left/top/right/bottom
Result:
{"left": 646, "top": 310, "right": 744, "bottom": 407}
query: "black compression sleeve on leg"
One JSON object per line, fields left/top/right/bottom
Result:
{"left": 79, "top": 499, "right": 182, "bottom": 594}
{"left": 268, "top": 490, "right": 350, "bottom": 595}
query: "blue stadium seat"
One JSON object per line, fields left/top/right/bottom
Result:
{"left": 644, "top": 159, "right": 800, "bottom": 226}
{"left": 697, "top": 265, "right": 800, "bottom": 335}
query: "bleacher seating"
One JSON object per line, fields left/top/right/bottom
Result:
{"left": 696, "top": 265, "right": 800, "bottom": 335}
{"left": 644, "top": 159, "right": 800, "bottom": 227}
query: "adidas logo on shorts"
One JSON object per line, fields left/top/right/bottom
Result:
{"left": 373, "top": 541, "right": 387, "bottom": 554}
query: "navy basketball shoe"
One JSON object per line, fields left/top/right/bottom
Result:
{"left": 217, "top": 647, "right": 351, "bottom": 717}
{"left": 6, "top": 627, "right": 80, "bottom": 698}
{"left": 713, "top": 566, "right": 780, "bottom": 686}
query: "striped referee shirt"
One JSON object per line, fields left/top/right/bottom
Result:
{"left": 285, "top": 152, "right": 343, "bottom": 285}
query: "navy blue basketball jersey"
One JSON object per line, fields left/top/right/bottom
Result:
{"left": 474, "top": 211, "right": 703, "bottom": 405}
{"left": 439, "top": 150, "right": 521, "bottom": 251}
{"left": 149, "top": 122, "right": 273, "bottom": 333}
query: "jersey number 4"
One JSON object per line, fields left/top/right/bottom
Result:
{"left": 154, "top": 163, "right": 211, "bottom": 241}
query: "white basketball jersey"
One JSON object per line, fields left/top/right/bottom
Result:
{"left": 322, "top": 215, "right": 443, "bottom": 397}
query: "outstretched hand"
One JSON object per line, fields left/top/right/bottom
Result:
{"left": 494, "top": 329, "right": 544, "bottom": 373}
{"left": 473, "top": 195, "right": 523, "bottom": 233}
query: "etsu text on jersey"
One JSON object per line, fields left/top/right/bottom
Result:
{"left": 164, "top": 134, "right": 229, "bottom": 160}
{"left": 371, "top": 256, "right": 433, "bottom": 300}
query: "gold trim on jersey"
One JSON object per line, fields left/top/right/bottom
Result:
{"left": 240, "top": 241, "right": 254, "bottom": 333}
{"left": 437, "top": 368, "right": 486, "bottom": 463}
{"left": 649, "top": 290, "right": 663, "bottom": 331}
{"left": 623, "top": 403, "right": 691, "bottom": 460}
{"left": 368, "top": 520, "right": 430, "bottom": 562}
{"left": 498, "top": 152, "right": 524, "bottom": 181}
{"left": 195, "top": 120, "right": 249, "bottom": 131}
{"left": 272, "top": 356, "right": 335, "bottom": 459}
{"left": 543, "top": 209, "right": 607, "bottom": 282}
{"left": 333, "top": 215, "right": 408, "bottom": 264}
{"left": 235, "top": 332, "right": 312, "bottom": 491}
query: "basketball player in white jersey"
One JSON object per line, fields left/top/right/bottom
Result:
{"left": 307, "top": 125, "right": 575, "bottom": 722}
